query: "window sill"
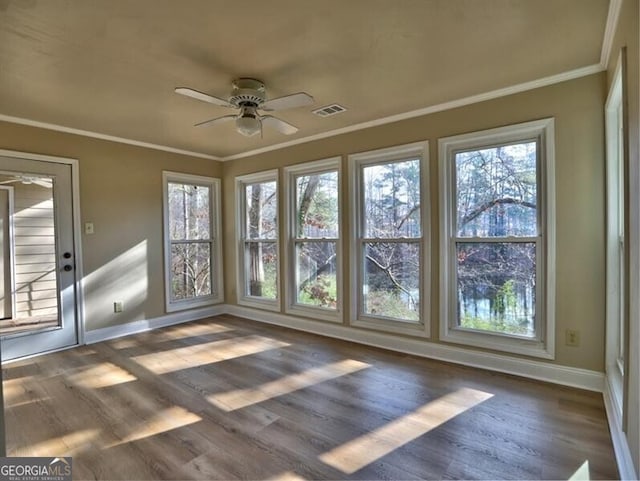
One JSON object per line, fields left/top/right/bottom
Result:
{"left": 441, "top": 327, "right": 554, "bottom": 359}
{"left": 351, "top": 317, "right": 430, "bottom": 338}
{"left": 166, "top": 296, "right": 222, "bottom": 313}
{"left": 286, "top": 304, "right": 342, "bottom": 323}
{"left": 238, "top": 297, "right": 280, "bottom": 312}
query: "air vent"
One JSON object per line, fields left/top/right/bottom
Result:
{"left": 312, "top": 104, "right": 347, "bottom": 117}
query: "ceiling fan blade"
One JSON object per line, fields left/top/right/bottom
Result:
{"left": 261, "top": 115, "right": 299, "bottom": 135}
{"left": 0, "top": 179, "right": 18, "bottom": 185}
{"left": 194, "top": 114, "right": 237, "bottom": 128}
{"left": 260, "top": 92, "right": 314, "bottom": 111}
{"left": 175, "top": 87, "right": 233, "bottom": 108}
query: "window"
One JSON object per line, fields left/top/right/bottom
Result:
{"left": 605, "top": 51, "right": 627, "bottom": 419}
{"left": 285, "top": 158, "right": 341, "bottom": 321}
{"left": 350, "top": 142, "right": 429, "bottom": 335}
{"left": 236, "top": 170, "right": 279, "bottom": 310}
{"left": 439, "top": 119, "right": 555, "bottom": 358}
{"left": 163, "top": 172, "right": 222, "bottom": 312}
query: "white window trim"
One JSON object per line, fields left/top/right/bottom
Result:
{"left": 438, "top": 119, "right": 556, "bottom": 359}
{"left": 235, "top": 169, "right": 280, "bottom": 312}
{"left": 162, "top": 171, "right": 223, "bottom": 313}
{"left": 349, "top": 141, "right": 430, "bottom": 337}
{"left": 605, "top": 51, "right": 627, "bottom": 421}
{"left": 284, "top": 157, "right": 343, "bottom": 323}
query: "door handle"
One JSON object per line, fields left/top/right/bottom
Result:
{"left": 63, "top": 252, "right": 72, "bottom": 259}
{"left": 63, "top": 265, "right": 73, "bottom": 272}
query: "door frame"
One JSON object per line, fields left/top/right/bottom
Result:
{"left": 0, "top": 149, "right": 85, "bottom": 350}
{"left": 0, "top": 185, "right": 16, "bottom": 321}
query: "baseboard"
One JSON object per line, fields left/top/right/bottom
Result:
{"left": 223, "top": 304, "right": 605, "bottom": 392}
{"left": 84, "top": 304, "right": 226, "bottom": 344}
{"left": 83, "top": 302, "right": 605, "bottom": 392}
{"left": 603, "top": 375, "right": 638, "bottom": 480}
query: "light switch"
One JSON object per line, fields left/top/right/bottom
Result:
{"left": 85, "top": 222, "right": 94, "bottom": 235}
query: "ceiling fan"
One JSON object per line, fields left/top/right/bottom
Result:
{"left": 0, "top": 175, "right": 52, "bottom": 188}
{"left": 175, "top": 78, "right": 314, "bottom": 137}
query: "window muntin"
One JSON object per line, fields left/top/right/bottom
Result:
{"left": 243, "top": 180, "right": 278, "bottom": 299}
{"left": 355, "top": 153, "right": 425, "bottom": 324}
{"left": 293, "top": 170, "right": 339, "bottom": 309}
{"left": 163, "top": 173, "right": 222, "bottom": 311}
{"left": 453, "top": 142, "right": 539, "bottom": 338}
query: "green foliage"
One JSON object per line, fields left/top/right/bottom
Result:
{"left": 298, "top": 275, "right": 337, "bottom": 308}
{"left": 494, "top": 279, "right": 517, "bottom": 320}
{"left": 259, "top": 260, "right": 278, "bottom": 299}
{"left": 365, "top": 290, "right": 419, "bottom": 321}
{"left": 460, "top": 314, "right": 530, "bottom": 336}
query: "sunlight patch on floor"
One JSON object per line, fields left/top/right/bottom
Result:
{"left": 105, "top": 406, "right": 201, "bottom": 448}
{"left": 319, "top": 387, "right": 494, "bottom": 474}
{"left": 568, "top": 460, "right": 590, "bottom": 480}
{"left": 12, "top": 429, "right": 100, "bottom": 457}
{"left": 158, "top": 322, "right": 234, "bottom": 340}
{"left": 131, "top": 335, "right": 291, "bottom": 374}
{"left": 68, "top": 362, "right": 137, "bottom": 389}
{"left": 267, "top": 471, "right": 309, "bottom": 481}
{"left": 3, "top": 378, "right": 28, "bottom": 405}
{"left": 208, "top": 359, "right": 370, "bottom": 411}
{"left": 2, "top": 378, "right": 51, "bottom": 409}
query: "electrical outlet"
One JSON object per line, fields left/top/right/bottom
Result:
{"left": 565, "top": 329, "right": 580, "bottom": 347}
{"left": 113, "top": 301, "right": 123, "bottom": 313}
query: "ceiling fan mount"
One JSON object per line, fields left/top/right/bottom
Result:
{"left": 175, "top": 77, "right": 314, "bottom": 137}
{"left": 228, "top": 78, "right": 266, "bottom": 108}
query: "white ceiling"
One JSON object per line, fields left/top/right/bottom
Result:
{"left": 0, "top": 0, "right": 612, "bottom": 160}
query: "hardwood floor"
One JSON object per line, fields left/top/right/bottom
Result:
{"left": 3, "top": 315, "right": 618, "bottom": 480}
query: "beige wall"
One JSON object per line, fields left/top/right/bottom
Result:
{"left": 607, "top": 0, "right": 640, "bottom": 474}
{"left": 0, "top": 121, "right": 221, "bottom": 331}
{"left": 223, "top": 73, "right": 606, "bottom": 372}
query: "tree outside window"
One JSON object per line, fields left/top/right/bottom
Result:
{"left": 454, "top": 142, "right": 538, "bottom": 337}
{"left": 439, "top": 119, "right": 555, "bottom": 359}
{"left": 237, "top": 172, "right": 279, "bottom": 307}
{"left": 163, "top": 172, "right": 222, "bottom": 312}
{"left": 168, "top": 182, "right": 212, "bottom": 301}
{"left": 350, "top": 142, "right": 429, "bottom": 331}
{"left": 361, "top": 159, "right": 421, "bottom": 321}
{"left": 293, "top": 170, "right": 339, "bottom": 309}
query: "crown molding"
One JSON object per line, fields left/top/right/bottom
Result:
{"left": 0, "top": 113, "right": 221, "bottom": 161}
{"left": 600, "top": 0, "right": 623, "bottom": 69}
{"left": 0, "top": 62, "right": 605, "bottom": 163}
{"left": 221, "top": 63, "right": 604, "bottom": 161}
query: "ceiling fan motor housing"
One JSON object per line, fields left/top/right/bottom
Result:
{"left": 230, "top": 78, "right": 266, "bottom": 107}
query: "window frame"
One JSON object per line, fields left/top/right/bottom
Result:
{"left": 284, "top": 157, "right": 342, "bottom": 322}
{"left": 236, "top": 169, "right": 280, "bottom": 311}
{"left": 162, "top": 171, "right": 223, "bottom": 313}
{"left": 439, "top": 119, "right": 556, "bottom": 359}
{"left": 349, "top": 141, "right": 430, "bottom": 337}
{"left": 605, "top": 51, "right": 628, "bottom": 421}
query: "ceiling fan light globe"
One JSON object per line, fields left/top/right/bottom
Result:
{"left": 236, "top": 116, "right": 261, "bottom": 137}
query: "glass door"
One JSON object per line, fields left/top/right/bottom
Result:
{"left": 0, "top": 155, "right": 78, "bottom": 360}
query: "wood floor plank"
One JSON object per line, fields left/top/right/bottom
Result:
{"left": 3, "top": 315, "right": 619, "bottom": 480}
